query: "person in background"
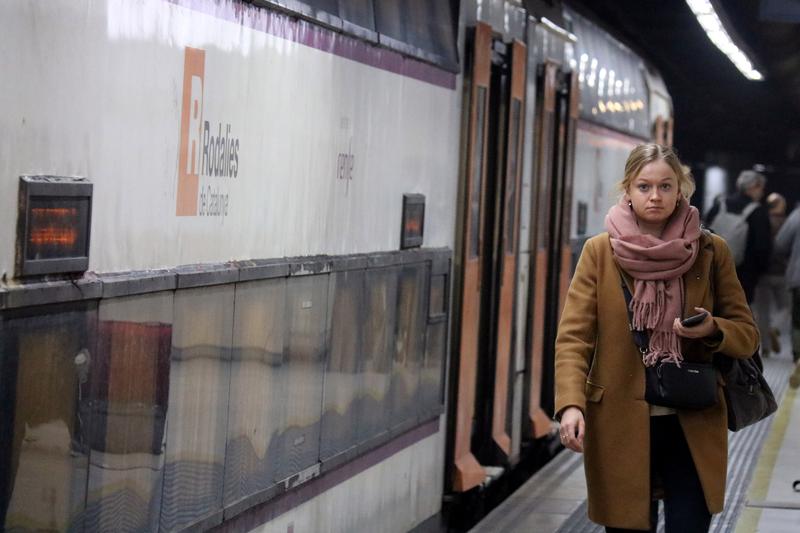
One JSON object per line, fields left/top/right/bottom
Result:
{"left": 555, "top": 144, "right": 758, "bottom": 532}
{"left": 775, "top": 201, "right": 800, "bottom": 388}
{"left": 705, "top": 170, "right": 772, "bottom": 303}
{"left": 753, "top": 192, "right": 789, "bottom": 356}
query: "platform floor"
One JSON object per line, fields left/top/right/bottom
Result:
{"left": 470, "top": 350, "right": 800, "bottom": 533}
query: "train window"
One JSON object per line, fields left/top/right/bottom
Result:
{"left": 567, "top": 7, "right": 650, "bottom": 138}
{"left": 16, "top": 175, "right": 92, "bottom": 277}
{"left": 470, "top": 87, "right": 488, "bottom": 258}
{"left": 256, "top": 1, "right": 456, "bottom": 69}
{"left": 274, "top": 274, "right": 328, "bottom": 481}
{"left": 0, "top": 301, "right": 96, "bottom": 532}
{"left": 505, "top": 98, "right": 522, "bottom": 254}
{"left": 359, "top": 267, "right": 398, "bottom": 443}
{"left": 162, "top": 285, "right": 234, "bottom": 531}
{"left": 87, "top": 292, "right": 173, "bottom": 531}
{"left": 320, "top": 270, "right": 365, "bottom": 461}
{"left": 425, "top": 0, "right": 459, "bottom": 66}
{"left": 302, "top": 0, "right": 338, "bottom": 14}
{"left": 375, "top": 0, "right": 458, "bottom": 68}
{"left": 225, "top": 278, "right": 286, "bottom": 506}
{"left": 338, "top": 0, "right": 376, "bottom": 31}
{"left": 405, "top": 0, "right": 435, "bottom": 55}
{"left": 374, "top": 0, "right": 404, "bottom": 42}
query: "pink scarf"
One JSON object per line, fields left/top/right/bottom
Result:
{"left": 605, "top": 196, "right": 701, "bottom": 366}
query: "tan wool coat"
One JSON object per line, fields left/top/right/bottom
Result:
{"left": 554, "top": 231, "right": 758, "bottom": 530}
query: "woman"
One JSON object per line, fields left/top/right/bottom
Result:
{"left": 555, "top": 144, "right": 758, "bottom": 532}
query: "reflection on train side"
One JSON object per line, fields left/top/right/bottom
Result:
{"left": 161, "top": 285, "right": 234, "bottom": 531}
{"left": 359, "top": 268, "right": 400, "bottom": 444}
{"left": 225, "top": 278, "right": 286, "bottom": 505}
{"left": 321, "top": 269, "right": 367, "bottom": 461}
{"left": 0, "top": 260, "right": 446, "bottom": 532}
{"left": 1, "top": 303, "right": 96, "bottom": 532}
{"left": 87, "top": 292, "right": 172, "bottom": 532}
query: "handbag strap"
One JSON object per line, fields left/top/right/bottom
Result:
{"left": 620, "top": 277, "right": 649, "bottom": 355}
{"left": 703, "top": 229, "right": 758, "bottom": 370}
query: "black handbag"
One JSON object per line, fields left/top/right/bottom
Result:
{"left": 621, "top": 280, "right": 718, "bottom": 410}
{"left": 702, "top": 233, "right": 778, "bottom": 431}
{"left": 716, "top": 352, "right": 777, "bottom": 431}
{"left": 644, "top": 361, "right": 718, "bottom": 409}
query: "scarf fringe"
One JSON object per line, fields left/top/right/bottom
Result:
{"left": 643, "top": 329, "right": 683, "bottom": 367}
{"left": 630, "top": 280, "right": 667, "bottom": 330}
{"left": 630, "top": 299, "right": 664, "bottom": 330}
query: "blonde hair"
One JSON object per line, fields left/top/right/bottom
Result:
{"left": 617, "top": 144, "right": 695, "bottom": 200}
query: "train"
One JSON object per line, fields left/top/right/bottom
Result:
{"left": 0, "top": 1, "right": 674, "bottom": 532}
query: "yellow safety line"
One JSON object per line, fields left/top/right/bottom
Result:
{"left": 734, "top": 386, "right": 797, "bottom": 533}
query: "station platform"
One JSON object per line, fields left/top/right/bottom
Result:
{"left": 470, "top": 352, "right": 800, "bottom": 533}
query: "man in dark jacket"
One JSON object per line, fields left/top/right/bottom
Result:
{"left": 705, "top": 170, "right": 772, "bottom": 303}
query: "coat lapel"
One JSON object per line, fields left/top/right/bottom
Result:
{"left": 682, "top": 235, "right": 714, "bottom": 317}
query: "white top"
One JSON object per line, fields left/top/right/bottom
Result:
{"left": 650, "top": 404, "right": 677, "bottom": 416}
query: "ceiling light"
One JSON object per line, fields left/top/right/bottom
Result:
{"left": 685, "top": 0, "right": 763, "bottom": 80}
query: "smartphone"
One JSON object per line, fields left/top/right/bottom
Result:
{"left": 681, "top": 311, "right": 708, "bottom": 327}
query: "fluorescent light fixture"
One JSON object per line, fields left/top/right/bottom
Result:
{"left": 685, "top": 0, "right": 764, "bottom": 80}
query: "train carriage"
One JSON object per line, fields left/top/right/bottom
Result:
{"left": 0, "top": 1, "right": 673, "bottom": 531}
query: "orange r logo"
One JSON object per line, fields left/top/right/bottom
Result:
{"left": 177, "top": 47, "right": 205, "bottom": 215}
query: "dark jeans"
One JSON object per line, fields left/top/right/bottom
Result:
{"left": 606, "top": 415, "right": 711, "bottom": 533}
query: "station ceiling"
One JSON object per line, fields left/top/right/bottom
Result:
{"left": 563, "top": 0, "right": 800, "bottom": 169}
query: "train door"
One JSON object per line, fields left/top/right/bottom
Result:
{"left": 448, "top": 22, "right": 526, "bottom": 494}
{"left": 525, "top": 62, "right": 578, "bottom": 431}
{"left": 449, "top": 21, "right": 491, "bottom": 494}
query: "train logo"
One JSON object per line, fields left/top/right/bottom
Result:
{"left": 176, "top": 47, "right": 240, "bottom": 217}
{"left": 177, "top": 47, "right": 205, "bottom": 216}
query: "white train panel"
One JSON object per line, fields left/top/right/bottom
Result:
{"left": 0, "top": 0, "right": 461, "bottom": 277}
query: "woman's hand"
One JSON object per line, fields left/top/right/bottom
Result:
{"left": 559, "top": 406, "right": 585, "bottom": 453}
{"left": 673, "top": 306, "right": 719, "bottom": 339}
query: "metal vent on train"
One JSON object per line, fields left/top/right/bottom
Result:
{"left": 15, "top": 175, "right": 93, "bottom": 277}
